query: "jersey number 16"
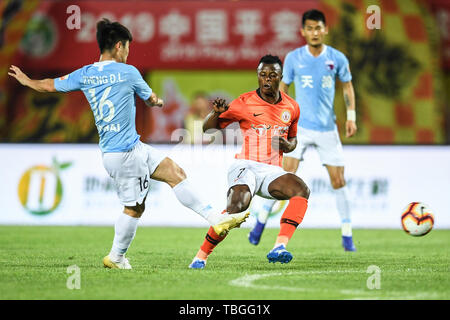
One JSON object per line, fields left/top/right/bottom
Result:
{"left": 88, "top": 86, "right": 115, "bottom": 123}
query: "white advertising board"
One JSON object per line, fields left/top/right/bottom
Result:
{"left": 1, "top": 143, "right": 449, "bottom": 229}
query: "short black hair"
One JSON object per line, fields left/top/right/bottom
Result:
{"left": 258, "top": 54, "right": 283, "bottom": 69}
{"left": 302, "top": 9, "right": 326, "bottom": 27}
{"left": 96, "top": 18, "right": 132, "bottom": 53}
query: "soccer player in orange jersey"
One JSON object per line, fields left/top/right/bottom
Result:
{"left": 248, "top": 9, "right": 357, "bottom": 252}
{"left": 189, "top": 55, "right": 310, "bottom": 269}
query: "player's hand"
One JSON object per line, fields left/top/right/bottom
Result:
{"left": 212, "top": 98, "right": 229, "bottom": 114}
{"left": 148, "top": 93, "right": 164, "bottom": 107}
{"left": 8, "top": 65, "right": 30, "bottom": 86}
{"left": 271, "top": 136, "right": 292, "bottom": 153}
{"left": 346, "top": 120, "right": 357, "bottom": 138}
{"left": 154, "top": 98, "right": 164, "bottom": 108}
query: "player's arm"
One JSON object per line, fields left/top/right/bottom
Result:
{"left": 130, "top": 66, "right": 163, "bottom": 108}
{"left": 280, "top": 51, "right": 294, "bottom": 96}
{"left": 272, "top": 136, "right": 297, "bottom": 153}
{"left": 202, "top": 98, "right": 229, "bottom": 132}
{"left": 285, "top": 136, "right": 297, "bottom": 152}
{"left": 8, "top": 65, "right": 56, "bottom": 92}
{"left": 342, "top": 80, "right": 357, "bottom": 138}
{"left": 280, "top": 81, "right": 290, "bottom": 95}
{"left": 275, "top": 99, "right": 299, "bottom": 152}
{"left": 144, "top": 92, "right": 163, "bottom": 108}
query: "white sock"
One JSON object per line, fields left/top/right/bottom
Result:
{"left": 341, "top": 222, "right": 352, "bottom": 237}
{"left": 274, "top": 242, "right": 287, "bottom": 249}
{"left": 172, "top": 179, "right": 219, "bottom": 225}
{"left": 192, "top": 257, "right": 206, "bottom": 263}
{"left": 110, "top": 213, "right": 139, "bottom": 262}
{"left": 250, "top": 197, "right": 277, "bottom": 224}
{"left": 258, "top": 198, "right": 277, "bottom": 224}
{"left": 334, "top": 186, "right": 352, "bottom": 236}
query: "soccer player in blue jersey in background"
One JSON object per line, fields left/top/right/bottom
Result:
{"left": 9, "top": 18, "right": 248, "bottom": 269}
{"left": 248, "top": 9, "right": 358, "bottom": 251}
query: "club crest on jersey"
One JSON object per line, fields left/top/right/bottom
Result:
{"left": 325, "top": 60, "right": 334, "bottom": 71}
{"left": 280, "top": 110, "right": 291, "bottom": 123}
{"left": 59, "top": 74, "right": 69, "bottom": 80}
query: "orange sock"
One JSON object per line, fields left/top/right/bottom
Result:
{"left": 200, "top": 227, "right": 228, "bottom": 256}
{"left": 278, "top": 196, "right": 308, "bottom": 239}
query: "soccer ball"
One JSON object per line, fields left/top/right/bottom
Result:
{"left": 401, "top": 202, "right": 434, "bottom": 236}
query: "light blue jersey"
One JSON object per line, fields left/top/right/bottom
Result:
{"left": 283, "top": 45, "right": 352, "bottom": 131}
{"left": 54, "top": 60, "right": 152, "bottom": 152}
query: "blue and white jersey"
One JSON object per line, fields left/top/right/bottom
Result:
{"left": 54, "top": 60, "right": 152, "bottom": 152}
{"left": 283, "top": 45, "right": 352, "bottom": 131}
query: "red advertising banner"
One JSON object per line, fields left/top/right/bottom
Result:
{"left": 14, "top": 0, "right": 317, "bottom": 70}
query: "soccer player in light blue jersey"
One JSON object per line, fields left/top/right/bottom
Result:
{"left": 248, "top": 9, "right": 358, "bottom": 251}
{"left": 9, "top": 19, "right": 248, "bottom": 269}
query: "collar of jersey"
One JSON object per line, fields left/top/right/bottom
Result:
{"left": 255, "top": 88, "right": 283, "bottom": 105}
{"left": 93, "top": 60, "right": 116, "bottom": 66}
{"left": 305, "top": 44, "right": 327, "bottom": 58}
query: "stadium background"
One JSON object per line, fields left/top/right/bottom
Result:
{"left": 0, "top": 0, "right": 449, "bottom": 229}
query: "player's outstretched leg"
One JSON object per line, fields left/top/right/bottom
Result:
{"left": 189, "top": 185, "right": 252, "bottom": 269}
{"left": 248, "top": 197, "right": 277, "bottom": 245}
{"left": 151, "top": 157, "right": 249, "bottom": 234}
{"left": 265, "top": 174, "right": 309, "bottom": 264}
{"left": 189, "top": 210, "right": 248, "bottom": 269}
{"left": 189, "top": 226, "right": 228, "bottom": 269}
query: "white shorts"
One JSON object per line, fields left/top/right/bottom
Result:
{"left": 285, "top": 127, "right": 345, "bottom": 167}
{"left": 227, "top": 159, "right": 289, "bottom": 199}
{"left": 102, "top": 141, "right": 166, "bottom": 206}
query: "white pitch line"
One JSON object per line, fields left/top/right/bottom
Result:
{"left": 228, "top": 271, "right": 442, "bottom": 299}
{"left": 229, "top": 271, "right": 366, "bottom": 295}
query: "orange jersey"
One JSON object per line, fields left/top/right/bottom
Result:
{"left": 218, "top": 90, "right": 300, "bottom": 167}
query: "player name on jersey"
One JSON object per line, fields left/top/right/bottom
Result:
{"left": 83, "top": 73, "right": 126, "bottom": 85}
{"left": 97, "top": 123, "right": 121, "bottom": 133}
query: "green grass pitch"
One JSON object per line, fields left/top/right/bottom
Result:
{"left": 0, "top": 226, "right": 449, "bottom": 300}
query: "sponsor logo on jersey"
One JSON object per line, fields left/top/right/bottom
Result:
{"left": 273, "top": 125, "right": 289, "bottom": 136}
{"left": 60, "top": 74, "right": 69, "bottom": 81}
{"left": 251, "top": 124, "right": 271, "bottom": 136}
{"left": 250, "top": 124, "right": 289, "bottom": 136}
